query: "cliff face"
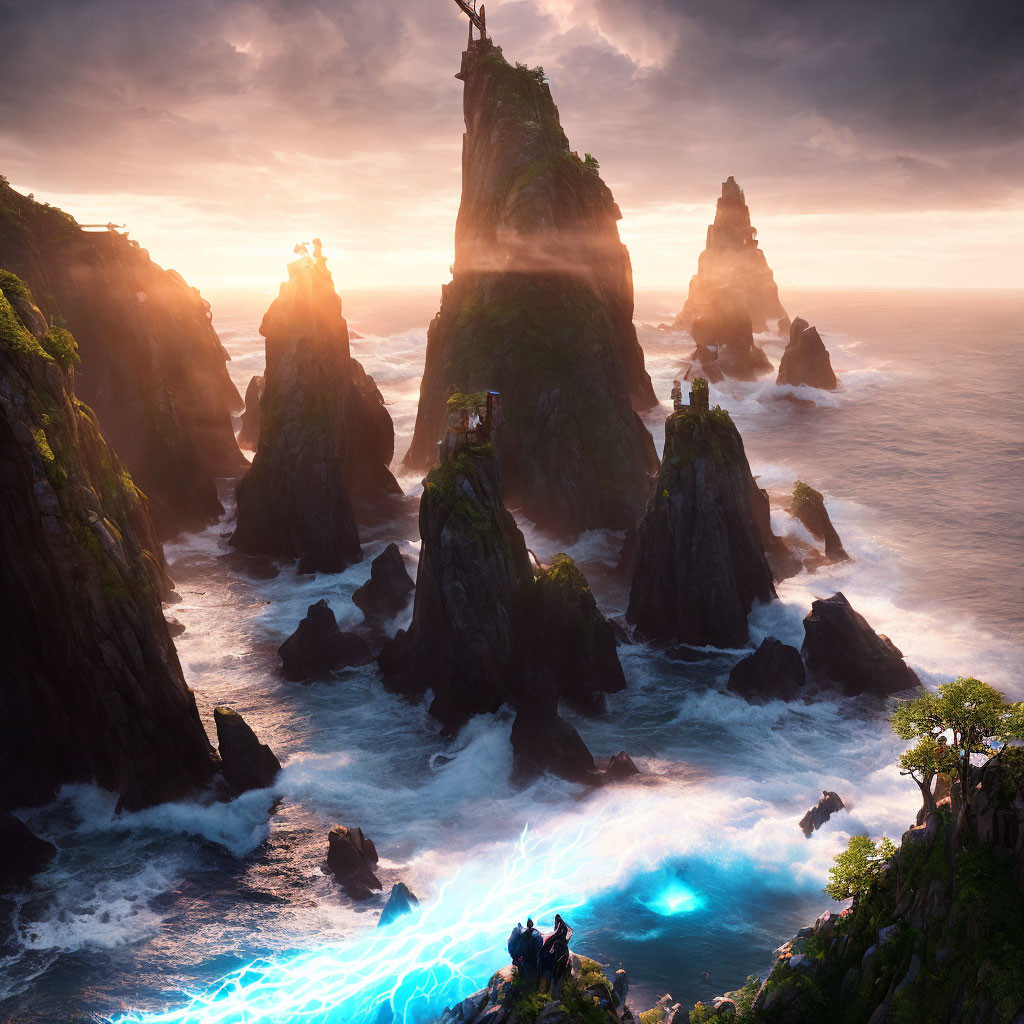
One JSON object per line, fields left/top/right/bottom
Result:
{"left": 381, "top": 439, "right": 624, "bottom": 734}
{"left": 404, "top": 41, "right": 658, "bottom": 535}
{"left": 0, "top": 181, "right": 243, "bottom": 536}
{"left": 627, "top": 396, "right": 776, "bottom": 648}
{"left": 0, "top": 276, "right": 216, "bottom": 812}
{"left": 724, "top": 753, "right": 1024, "bottom": 1024}
{"left": 674, "top": 176, "right": 788, "bottom": 335}
{"left": 230, "top": 256, "right": 400, "bottom": 574}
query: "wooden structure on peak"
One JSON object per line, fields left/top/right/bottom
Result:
{"left": 452, "top": 0, "right": 488, "bottom": 40}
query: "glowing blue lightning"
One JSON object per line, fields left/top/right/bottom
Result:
{"left": 642, "top": 880, "right": 704, "bottom": 917}
{"left": 110, "top": 811, "right": 638, "bottom": 1024}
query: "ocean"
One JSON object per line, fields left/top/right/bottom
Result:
{"left": 2, "top": 286, "right": 1022, "bottom": 1023}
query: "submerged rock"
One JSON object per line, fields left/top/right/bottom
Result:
{"left": 791, "top": 481, "right": 849, "bottom": 562}
{"left": 799, "top": 790, "right": 846, "bottom": 836}
{"left": 0, "top": 276, "right": 216, "bottom": 812}
{"left": 674, "top": 175, "right": 788, "bottom": 335}
{"left": 213, "top": 706, "right": 281, "bottom": 793}
{"left": 279, "top": 600, "right": 374, "bottom": 681}
{"left": 727, "top": 638, "right": 806, "bottom": 702}
{"left": 802, "top": 593, "right": 920, "bottom": 696}
{"left": 378, "top": 882, "right": 420, "bottom": 928}
{"left": 326, "top": 825, "right": 381, "bottom": 900}
{"left": 777, "top": 318, "right": 838, "bottom": 390}
{"left": 404, "top": 39, "right": 657, "bottom": 535}
{"left": 0, "top": 184, "right": 244, "bottom": 537}
{"left": 0, "top": 811, "right": 57, "bottom": 888}
{"left": 627, "top": 388, "right": 776, "bottom": 648}
{"left": 352, "top": 543, "right": 415, "bottom": 622}
{"left": 237, "top": 373, "right": 264, "bottom": 449}
{"left": 231, "top": 251, "right": 400, "bottom": 574}
{"left": 381, "top": 439, "right": 625, "bottom": 736}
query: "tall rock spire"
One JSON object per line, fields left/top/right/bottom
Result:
{"left": 675, "top": 175, "right": 788, "bottom": 335}
{"left": 404, "top": 39, "right": 658, "bottom": 536}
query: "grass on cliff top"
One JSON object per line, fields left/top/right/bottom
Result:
{"left": 539, "top": 553, "right": 590, "bottom": 593}
{"left": 0, "top": 176, "right": 78, "bottom": 241}
{"left": 792, "top": 480, "right": 825, "bottom": 510}
{"left": 663, "top": 405, "right": 745, "bottom": 474}
{"left": 447, "top": 390, "right": 489, "bottom": 412}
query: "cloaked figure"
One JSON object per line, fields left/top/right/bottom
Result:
{"left": 507, "top": 917, "right": 544, "bottom": 982}
{"left": 538, "top": 914, "right": 573, "bottom": 991}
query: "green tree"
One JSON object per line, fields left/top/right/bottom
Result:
{"left": 891, "top": 677, "right": 1024, "bottom": 845}
{"left": 825, "top": 835, "right": 896, "bottom": 902}
{"left": 898, "top": 735, "right": 957, "bottom": 823}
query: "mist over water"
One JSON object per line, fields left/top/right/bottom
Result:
{"left": 2, "top": 287, "right": 1022, "bottom": 1022}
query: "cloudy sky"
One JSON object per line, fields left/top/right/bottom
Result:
{"left": 1, "top": 0, "right": 1022, "bottom": 292}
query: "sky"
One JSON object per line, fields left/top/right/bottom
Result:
{"left": 1, "top": 0, "right": 1022, "bottom": 293}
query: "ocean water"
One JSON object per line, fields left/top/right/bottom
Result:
{"left": 1, "top": 287, "right": 1022, "bottom": 1023}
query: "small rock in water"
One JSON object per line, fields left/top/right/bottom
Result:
{"left": 605, "top": 751, "right": 641, "bottom": 781}
{"left": 800, "top": 790, "right": 846, "bottom": 837}
{"left": 0, "top": 811, "right": 57, "bottom": 889}
{"left": 213, "top": 706, "right": 281, "bottom": 793}
{"left": 279, "top": 600, "right": 374, "bottom": 681}
{"left": 378, "top": 882, "right": 419, "bottom": 928}
{"left": 352, "top": 543, "right": 415, "bottom": 621}
{"left": 727, "top": 638, "right": 806, "bottom": 703}
{"left": 326, "top": 825, "right": 381, "bottom": 900}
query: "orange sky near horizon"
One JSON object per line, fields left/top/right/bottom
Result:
{"left": 14, "top": 182, "right": 1024, "bottom": 297}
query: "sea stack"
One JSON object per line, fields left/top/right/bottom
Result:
{"left": 674, "top": 175, "right": 788, "bottom": 335}
{"left": 0, "top": 182, "right": 244, "bottom": 536}
{"left": 627, "top": 379, "right": 776, "bottom": 647}
{"left": 231, "top": 247, "right": 400, "bottom": 574}
{"left": 382, "top": 399, "right": 625, "bottom": 733}
{"left": 0, "top": 275, "right": 216, "bottom": 812}
{"left": 777, "top": 317, "right": 839, "bottom": 390}
{"left": 404, "top": 39, "right": 658, "bottom": 535}
{"left": 237, "top": 374, "right": 264, "bottom": 449}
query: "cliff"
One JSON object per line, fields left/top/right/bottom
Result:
{"left": 380, "top": 436, "right": 624, "bottom": 734}
{"left": 230, "top": 254, "right": 400, "bottom": 574}
{"left": 404, "top": 41, "right": 658, "bottom": 535}
{"left": 0, "top": 179, "right": 243, "bottom": 536}
{"left": 674, "top": 175, "right": 788, "bottom": 335}
{"left": 685, "top": 286, "right": 774, "bottom": 382}
{"left": 626, "top": 388, "right": 776, "bottom": 647}
{"left": 0, "top": 275, "right": 216, "bottom": 813}
{"left": 702, "top": 751, "right": 1024, "bottom": 1024}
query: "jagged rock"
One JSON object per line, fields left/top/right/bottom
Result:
{"left": 674, "top": 175, "right": 788, "bottom": 334}
{"left": 378, "top": 882, "right": 419, "bottom": 928}
{"left": 687, "top": 288, "right": 774, "bottom": 381}
{"left": 231, "top": 253, "right": 400, "bottom": 573}
{"left": 237, "top": 373, "right": 264, "bottom": 449}
{"left": 727, "top": 638, "right": 806, "bottom": 702}
{"left": 627, "top": 397, "right": 776, "bottom": 648}
{"left": 326, "top": 825, "right": 381, "bottom": 900}
{"left": 510, "top": 691, "right": 601, "bottom": 785}
{"left": 605, "top": 751, "right": 641, "bottom": 781}
{"left": 0, "top": 277, "right": 216, "bottom": 811}
{"left": 0, "top": 811, "right": 57, "bottom": 888}
{"left": 352, "top": 543, "right": 415, "bottom": 622}
{"left": 777, "top": 318, "right": 838, "bottom": 390}
{"left": 380, "top": 443, "right": 534, "bottom": 731}
{"left": 791, "top": 481, "right": 849, "bottom": 562}
{"left": 213, "top": 706, "right": 281, "bottom": 793}
{"left": 799, "top": 790, "right": 846, "bottom": 836}
{"left": 802, "top": 593, "right": 919, "bottom": 696}
{"left": 279, "top": 600, "right": 374, "bottom": 681}
{"left": 530, "top": 553, "right": 625, "bottom": 713}
{"left": 0, "top": 185, "right": 244, "bottom": 537}
{"left": 380, "top": 442, "right": 624, "bottom": 735}
{"left": 404, "top": 39, "right": 658, "bottom": 535}
{"left": 969, "top": 751, "right": 1024, "bottom": 887}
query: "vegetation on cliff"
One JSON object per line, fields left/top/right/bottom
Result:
{"left": 405, "top": 40, "right": 657, "bottom": 535}
{"left": 0, "top": 278, "right": 215, "bottom": 814}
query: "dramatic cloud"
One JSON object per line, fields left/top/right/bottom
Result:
{"left": 1, "top": 0, "right": 1021, "bottom": 289}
